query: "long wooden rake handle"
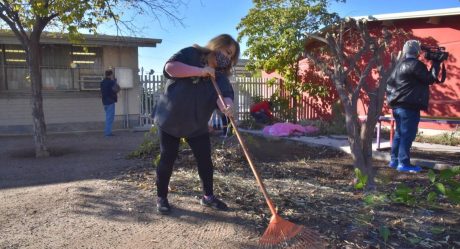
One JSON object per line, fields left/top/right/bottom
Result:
{"left": 211, "top": 77, "right": 277, "bottom": 216}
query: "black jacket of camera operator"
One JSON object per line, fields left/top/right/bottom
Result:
{"left": 386, "top": 57, "right": 437, "bottom": 111}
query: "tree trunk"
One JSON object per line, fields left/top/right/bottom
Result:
{"left": 359, "top": 127, "right": 376, "bottom": 189}
{"left": 28, "top": 38, "right": 49, "bottom": 158}
{"left": 343, "top": 102, "right": 376, "bottom": 189}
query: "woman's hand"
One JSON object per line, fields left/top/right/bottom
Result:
{"left": 201, "top": 66, "right": 215, "bottom": 79}
{"left": 221, "top": 105, "right": 233, "bottom": 118}
{"left": 217, "top": 97, "right": 234, "bottom": 118}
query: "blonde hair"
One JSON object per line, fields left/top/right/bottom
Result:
{"left": 193, "top": 34, "right": 240, "bottom": 75}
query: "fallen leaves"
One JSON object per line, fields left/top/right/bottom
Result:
{"left": 120, "top": 133, "right": 460, "bottom": 248}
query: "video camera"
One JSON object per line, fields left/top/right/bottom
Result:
{"left": 420, "top": 45, "right": 448, "bottom": 83}
{"left": 420, "top": 45, "right": 449, "bottom": 62}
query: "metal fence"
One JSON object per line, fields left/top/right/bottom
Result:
{"left": 139, "top": 74, "right": 165, "bottom": 126}
{"left": 230, "top": 76, "right": 277, "bottom": 121}
{"left": 138, "top": 75, "right": 319, "bottom": 126}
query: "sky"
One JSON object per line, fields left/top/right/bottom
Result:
{"left": 110, "top": 0, "right": 460, "bottom": 74}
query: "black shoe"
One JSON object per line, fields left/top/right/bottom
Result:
{"left": 156, "top": 197, "right": 171, "bottom": 214}
{"left": 200, "top": 195, "right": 228, "bottom": 211}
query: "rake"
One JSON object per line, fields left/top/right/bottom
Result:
{"left": 211, "top": 77, "right": 325, "bottom": 248}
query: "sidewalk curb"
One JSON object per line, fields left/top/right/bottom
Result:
{"left": 239, "top": 129, "right": 456, "bottom": 170}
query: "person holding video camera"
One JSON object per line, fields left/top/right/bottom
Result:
{"left": 386, "top": 40, "right": 442, "bottom": 173}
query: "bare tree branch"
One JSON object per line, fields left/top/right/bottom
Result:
{"left": 307, "top": 34, "right": 328, "bottom": 44}
{"left": 133, "top": 0, "right": 185, "bottom": 29}
{"left": 352, "top": 54, "right": 376, "bottom": 101}
{"left": 0, "top": 3, "right": 29, "bottom": 47}
{"left": 304, "top": 53, "right": 334, "bottom": 78}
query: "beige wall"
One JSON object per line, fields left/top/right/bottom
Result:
{"left": 0, "top": 93, "right": 102, "bottom": 124}
{"left": 0, "top": 96, "right": 32, "bottom": 125}
{"left": 0, "top": 46, "right": 142, "bottom": 134}
{"left": 103, "top": 46, "right": 141, "bottom": 116}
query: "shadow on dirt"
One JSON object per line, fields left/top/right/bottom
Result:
{"left": 0, "top": 131, "right": 145, "bottom": 190}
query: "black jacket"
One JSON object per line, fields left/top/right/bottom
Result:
{"left": 386, "top": 58, "right": 437, "bottom": 111}
{"left": 100, "top": 78, "right": 118, "bottom": 105}
{"left": 154, "top": 47, "right": 234, "bottom": 138}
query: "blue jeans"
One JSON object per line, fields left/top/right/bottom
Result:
{"left": 390, "top": 108, "right": 420, "bottom": 165}
{"left": 104, "top": 103, "right": 115, "bottom": 136}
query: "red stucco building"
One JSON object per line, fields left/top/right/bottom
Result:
{"left": 356, "top": 7, "right": 460, "bottom": 132}
{"left": 265, "top": 7, "right": 460, "bottom": 133}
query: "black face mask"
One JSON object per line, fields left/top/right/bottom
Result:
{"left": 215, "top": 51, "right": 232, "bottom": 69}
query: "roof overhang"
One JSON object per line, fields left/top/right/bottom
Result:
{"left": 304, "top": 7, "right": 460, "bottom": 49}
{"left": 0, "top": 31, "right": 161, "bottom": 47}
{"left": 351, "top": 7, "right": 460, "bottom": 22}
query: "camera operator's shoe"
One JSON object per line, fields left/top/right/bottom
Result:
{"left": 388, "top": 161, "right": 398, "bottom": 169}
{"left": 396, "top": 164, "right": 421, "bottom": 173}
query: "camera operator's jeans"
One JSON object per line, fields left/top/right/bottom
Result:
{"left": 390, "top": 108, "right": 420, "bottom": 166}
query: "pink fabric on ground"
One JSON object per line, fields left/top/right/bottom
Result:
{"left": 303, "top": 125, "right": 320, "bottom": 134}
{"left": 262, "top": 123, "right": 319, "bottom": 137}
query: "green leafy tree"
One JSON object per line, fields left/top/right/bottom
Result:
{"left": 237, "top": 0, "right": 343, "bottom": 122}
{"left": 238, "top": 0, "right": 402, "bottom": 188}
{"left": 0, "top": 0, "right": 185, "bottom": 157}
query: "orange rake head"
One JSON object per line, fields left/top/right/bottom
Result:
{"left": 259, "top": 215, "right": 325, "bottom": 249}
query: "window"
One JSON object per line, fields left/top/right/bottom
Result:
{"left": 71, "top": 46, "right": 102, "bottom": 69}
{"left": 42, "top": 68, "right": 73, "bottom": 90}
{"left": 42, "top": 44, "right": 71, "bottom": 67}
{"left": 0, "top": 44, "right": 103, "bottom": 91}
{"left": 4, "top": 45, "right": 27, "bottom": 65}
{"left": 2, "top": 45, "right": 28, "bottom": 90}
{"left": 41, "top": 44, "right": 75, "bottom": 90}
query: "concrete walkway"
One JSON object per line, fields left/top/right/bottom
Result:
{"left": 239, "top": 129, "right": 459, "bottom": 170}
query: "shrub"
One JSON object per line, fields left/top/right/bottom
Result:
{"left": 127, "top": 126, "right": 160, "bottom": 159}
{"left": 390, "top": 166, "right": 460, "bottom": 206}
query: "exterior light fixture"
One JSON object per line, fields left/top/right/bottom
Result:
{"left": 72, "top": 60, "right": 95, "bottom": 64}
{"left": 6, "top": 59, "right": 26, "bottom": 62}
{"left": 72, "top": 52, "right": 96, "bottom": 56}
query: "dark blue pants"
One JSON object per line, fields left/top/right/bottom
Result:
{"left": 156, "top": 130, "right": 214, "bottom": 198}
{"left": 390, "top": 108, "right": 420, "bottom": 166}
{"left": 251, "top": 111, "right": 270, "bottom": 124}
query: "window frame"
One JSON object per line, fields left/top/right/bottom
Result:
{"left": 0, "top": 44, "right": 104, "bottom": 92}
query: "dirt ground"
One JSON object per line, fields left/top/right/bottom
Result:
{"left": 0, "top": 131, "right": 260, "bottom": 249}
{"left": 1, "top": 130, "right": 459, "bottom": 249}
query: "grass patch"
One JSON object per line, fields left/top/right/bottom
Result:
{"left": 415, "top": 130, "right": 460, "bottom": 146}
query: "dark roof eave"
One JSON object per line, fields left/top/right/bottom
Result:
{"left": 0, "top": 32, "right": 161, "bottom": 47}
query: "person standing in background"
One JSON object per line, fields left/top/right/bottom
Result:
{"left": 100, "top": 69, "right": 120, "bottom": 137}
{"left": 250, "top": 100, "right": 273, "bottom": 124}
